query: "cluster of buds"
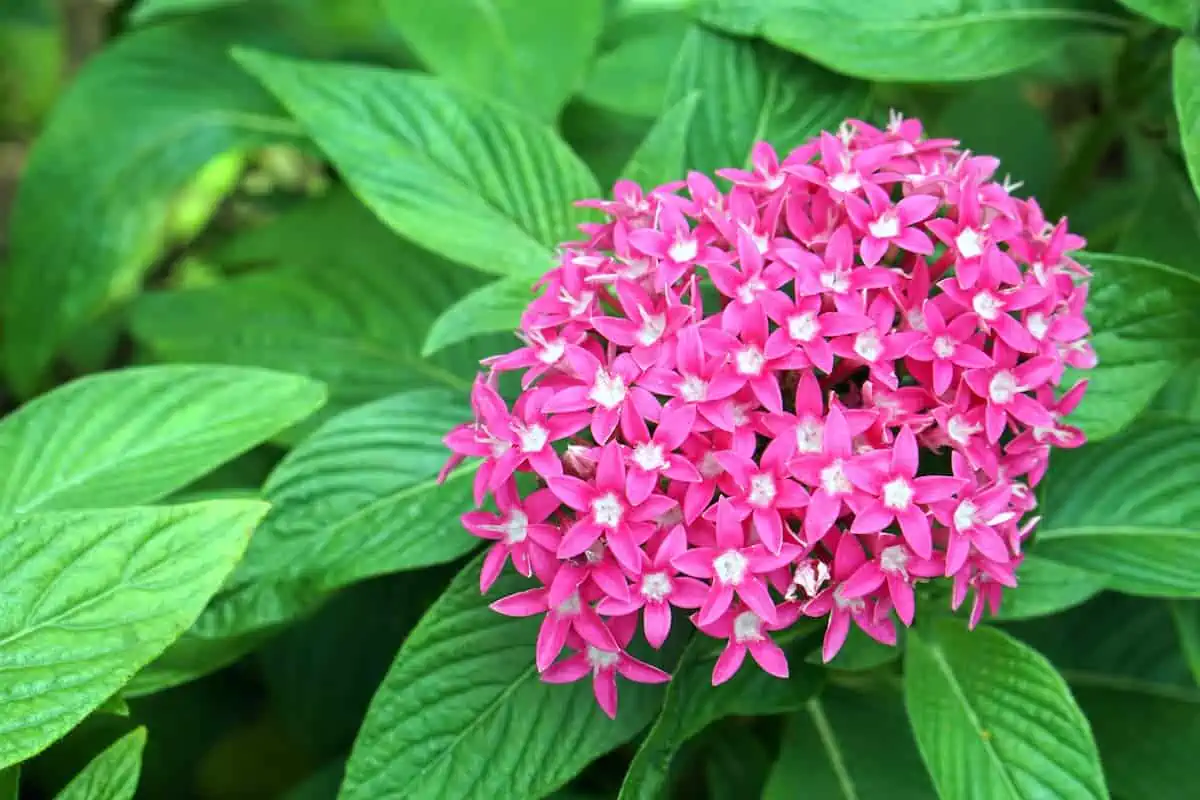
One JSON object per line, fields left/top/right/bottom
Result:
{"left": 440, "top": 115, "right": 1094, "bottom": 718}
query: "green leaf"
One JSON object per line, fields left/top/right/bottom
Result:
{"left": 422, "top": 276, "right": 532, "bottom": 357}
{"left": 934, "top": 79, "right": 1057, "bottom": 199}
{"left": 804, "top": 624, "right": 901, "bottom": 671}
{"left": 131, "top": 0, "right": 247, "bottom": 24}
{"left": 582, "top": 19, "right": 689, "bottom": 118}
{"left": 1004, "top": 592, "right": 1195, "bottom": 688}
{"left": 1071, "top": 678, "right": 1200, "bottom": 800}
{"left": 0, "top": 501, "right": 268, "bottom": 769}
{"left": 1036, "top": 422, "right": 1200, "bottom": 596}
{"left": 54, "top": 727, "right": 146, "bottom": 800}
{"left": 0, "top": 366, "right": 323, "bottom": 514}
{"left": 339, "top": 558, "right": 673, "bottom": 800}
{"left": 233, "top": 49, "right": 600, "bottom": 278}
{"left": 1175, "top": 37, "right": 1200, "bottom": 206}
{"left": 383, "top": 0, "right": 603, "bottom": 119}
{"left": 702, "top": 722, "right": 773, "bottom": 800}
{"left": 619, "top": 627, "right": 823, "bottom": 800}
{"left": 763, "top": 688, "right": 934, "bottom": 800}
{"left": 131, "top": 194, "right": 492, "bottom": 432}
{"left": 662, "top": 26, "right": 867, "bottom": 175}
{"left": 232, "top": 390, "right": 477, "bottom": 591}
{"left": 3, "top": 22, "right": 294, "bottom": 394}
{"left": 991, "top": 555, "right": 1106, "bottom": 621}
{"left": 1114, "top": 144, "right": 1200, "bottom": 275}
{"left": 904, "top": 619, "right": 1107, "bottom": 800}
{"left": 696, "top": 0, "right": 1128, "bottom": 83}
{"left": 1117, "top": 0, "right": 1199, "bottom": 31}
{"left": 1066, "top": 253, "right": 1200, "bottom": 440}
{"left": 620, "top": 93, "right": 700, "bottom": 188}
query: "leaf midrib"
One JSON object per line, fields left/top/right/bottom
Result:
{"left": 767, "top": 7, "right": 1127, "bottom": 36}
{"left": 1037, "top": 524, "right": 1200, "bottom": 541}
{"left": 922, "top": 638, "right": 1024, "bottom": 799}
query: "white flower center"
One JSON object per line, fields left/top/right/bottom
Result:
{"left": 788, "top": 312, "right": 820, "bottom": 342}
{"left": 503, "top": 509, "right": 528, "bottom": 544}
{"left": 735, "top": 346, "right": 766, "bottom": 376}
{"left": 656, "top": 506, "right": 683, "bottom": 530}
{"left": 933, "top": 336, "right": 956, "bottom": 359}
{"left": 733, "top": 610, "right": 765, "bottom": 643}
{"left": 669, "top": 236, "right": 698, "bottom": 263}
{"left": 829, "top": 172, "right": 860, "bottom": 193}
{"left": 557, "top": 592, "right": 582, "bottom": 616}
{"left": 792, "top": 559, "right": 830, "bottom": 598}
{"left": 956, "top": 227, "right": 984, "bottom": 259}
{"left": 699, "top": 450, "right": 723, "bottom": 479}
{"left": 748, "top": 473, "right": 777, "bottom": 508}
{"left": 636, "top": 309, "right": 667, "bottom": 346}
{"left": 954, "top": 500, "right": 978, "bottom": 532}
{"left": 713, "top": 549, "right": 749, "bottom": 585}
{"left": 587, "top": 646, "right": 620, "bottom": 670}
{"left": 764, "top": 172, "right": 785, "bottom": 191}
{"left": 879, "top": 544, "right": 909, "bottom": 574}
{"left": 679, "top": 375, "right": 708, "bottom": 403}
{"left": 972, "top": 291, "right": 1001, "bottom": 321}
{"left": 516, "top": 423, "right": 548, "bottom": 453}
{"left": 592, "top": 493, "right": 624, "bottom": 528}
{"left": 730, "top": 401, "right": 752, "bottom": 427}
{"left": 632, "top": 442, "right": 667, "bottom": 472}
{"left": 882, "top": 477, "right": 914, "bottom": 510}
{"left": 947, "top": 414, "right": 978, "bottom": 444}
{"left": 559, "top": 287, "right": 594, "bottom": 317}
{"left": 868, "top": 212, "right": 900, "bottom": 239}
{"left": 537, "top": 338, "right": 565, "bottom": 364}
{"left": 833, "top": 584, "right": 865, "bottom": 612}
{"left": 796, "top": 418, "right": 824, "bottom": 453}
{"left": 589, "top": 368, "right": 627, "bottom": 410}
{"left": 1027, "top": 312, "right": 1048, "bottom": 340}
{"left": 641, "top": 572, "right": 672, "bottom": 602}
{"left": 988, "top": 370, "right": 1019, "bottom": 404}
{"left": 736, "top": 277, "right": 766, "bottom": 305}
{"left": 820, "top": 460, "right": 852, "bottom": 495}
{"left": 620, "top": 257, "right": 651, "bottom": 280}
{"left": 854, "top": 329, "right": 883, "bottom": 363}
{"left": 821, "top": 269, "right": 851, "bottom": 294}
{"left": 907, "top": 308, "right": 926, "bottom": 330}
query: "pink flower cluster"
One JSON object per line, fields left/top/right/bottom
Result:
{"left": 440, "top": 115, "right": 1094, "bottom": 719}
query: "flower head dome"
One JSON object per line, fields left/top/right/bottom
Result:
{"left": 441, "top": 116, "right": 1094, "bottom": 718}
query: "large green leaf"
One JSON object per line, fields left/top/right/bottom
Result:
{"left": 696, "top": 0, "right": 1128, "bottom": 83}
{"left": 233, "top": 390, "right": 478, "bottom": 591}
{"left": 1066, "top": 253, "right": 1200, "bottom": 440}
{"left": 1116, "top": 0, "right": 1199, "bottom": 28}
{"left": 904, "top": 619, "right": 1106, "bottom": 800}
{"left": 130, "top": 196, "right": 492, "bottom": 430}
{"left": 422, "top": 277, "right": 530, "bottom": 357}
{"left": 763, "top": 688, "right": 934, "bottom": 800}
{"left": 1003, "top": 592, "right": 1195, "bottom": 688}
{"left": 1072, "top": 678, "right": 1200, "bottom": 800}
{"left": 991, "top": 555, "right": 1106, "bottom": 621}
{"left": 383, "top": 0, "right": 603, "bottom": 118}
{"left": 582, "top": 17, "right": 689, "bottom": 118}
{"left": 55, "top": 728, "right": 146, "bottom": 800}
{"left": 2, "top": 22, "right": 294, "bottom": 394}
{"left": 233, "top": 49, "right": 599, "bottom": 278}
{"left": 1035, "top": 422, "right": 1200, "bottom": 596}
{"left": 663, "top": 26, "right": 867, "bottom": 174}
{"left": 0, "top": 767, "right": 16, "bottom": 800}
{"left": 0, "top": 366, "right": 324, "bottom": 514}
{"left": 339, "top": 559, "right": 673, "bottom": 800}
{"left": 619, "top": 627, "right": 823, "bottom": 800}
{"left": 1175, "top": 37, "right": 1200, "bottom": 206}
{"left": 0, "top": 501, "right": 267, "bottom": 769}
{"left": 620, "top": 93, "right": 700, "bottom": 188}
{"left": 131, "top": 0, "right": 246, "bottom": 23}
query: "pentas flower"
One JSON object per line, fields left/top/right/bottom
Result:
{"left": 441, "top": 117, "right": 1095, "bottom": 718}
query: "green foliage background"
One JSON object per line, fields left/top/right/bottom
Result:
{"left": 0, "top": 0, "right": 1199, "bottom": 798}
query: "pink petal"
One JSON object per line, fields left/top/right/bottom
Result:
{"left": 541, "top": 653, "right": 590, "bottom": 683}
{"left": 536, "top": 615, "right": 570, "bottom": 671}
{"left": 840, "top": 561, "right": 885, "bottom": 598}
{"left": 897, "top": 507, "right": 933, "bottom": 559}
{"left": 753, "top": 508, "right": 784, "bottom": 554}
{"left": 547, "top": 476, "right": 593, "bottom": 511}
{"left": 617, "top": 653, "right": 671, "bottom": 684}
{"left": 748, "top": 637, "right": 790, "bottom": 679}
{"left": 822, "top": 610, "right": 851, "bottom": 663}
{"left": 712, "top": 643, "right": 748, "bottom": 685}
{"left": 490, "top": 588, "right": 546, "bottom": 617}
{"left": 593, "top": 669, "right": 619, "bottom": 719}
{"left": 670, "top": 576, "right": 710, "bottom": 608}
{"left": 643, "top": 602, "right": 673, "bottom": 648}
{"left": 672, "top": 547, "right": 717, "bottom": 578}
{"left": 557, "top": 519, "right": 602, "bottom": 559}
{"left": 698, "top": 583, "right": 736, "bottom": 627}
{"left": 736, "top": 578, "right": 779, "bottom": 625}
